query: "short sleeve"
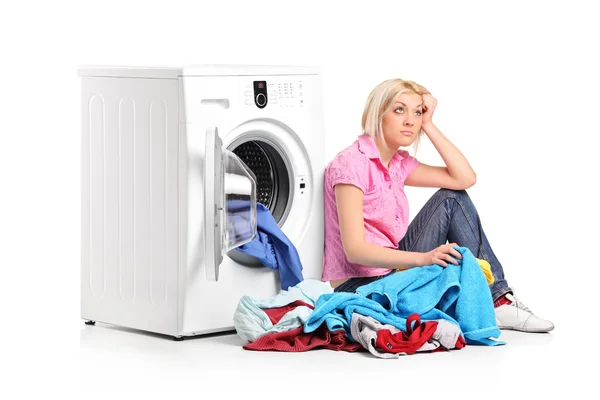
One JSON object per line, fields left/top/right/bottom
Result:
{"left": 400, "top": 151, "right": 420, "bottom": 179}
{"left": 327, "top": 151, "right": 369, "bottom": 193}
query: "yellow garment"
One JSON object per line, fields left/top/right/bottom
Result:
{"left": 476, "top": 258, "right": 494, "bottom": 284}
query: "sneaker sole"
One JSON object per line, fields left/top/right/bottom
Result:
{"left": 497, "top": 325, "right": 554, "bottom": 333}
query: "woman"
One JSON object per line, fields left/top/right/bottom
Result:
{"left": 322, "top": 78, "right": 553, "bottom": 333}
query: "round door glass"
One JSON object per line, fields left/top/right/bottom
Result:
{"left": 231, "top": 140, "right": 290, "bottom": 224}
{"left": 226, "top": 139, "right": 291, "bottom": 267}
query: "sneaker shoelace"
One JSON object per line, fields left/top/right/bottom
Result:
{"left": 510, "top": 295, "right": 532, "bottom": 314}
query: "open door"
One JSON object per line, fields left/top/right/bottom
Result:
{"left": 204, "top": 127, "right": 258, "bottom": 281}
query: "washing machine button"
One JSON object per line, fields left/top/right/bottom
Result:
{"left": 256, "top": 93, "right": 267, "bottom": 107}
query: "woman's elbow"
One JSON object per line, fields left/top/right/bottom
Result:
{"left": 343, "top": 242, "right": 364, "bottom": 264}
{"left": 464, "top": 174, "right": 477, "bottom": 189}
{"left": 344, "top": 249, "right": 358, "bottom": 264}
{"left": 456, "top": 174, "right": 476, "bottom": 189}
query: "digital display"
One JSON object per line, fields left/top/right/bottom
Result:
{"left": 258, "top": 82, "right": 264, "bottom": 89}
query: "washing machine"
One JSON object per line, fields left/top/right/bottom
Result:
{"left": 78, "top": 65, "right": 325, "bottom": 339}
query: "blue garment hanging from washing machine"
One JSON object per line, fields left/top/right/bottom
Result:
{"left": 230, "top": 201, "right": 304, "bottom": 290}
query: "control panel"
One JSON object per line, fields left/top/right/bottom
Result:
{"left": 244, "top": 79, "right": 305, "bottom": 108}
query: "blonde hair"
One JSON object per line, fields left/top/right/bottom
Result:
{"left": 361, "top": 78, "right": 430, "bottom": 154}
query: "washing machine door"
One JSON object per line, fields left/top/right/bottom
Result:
{"left": 204, "top": 127, "right": 257, "bottom": 281}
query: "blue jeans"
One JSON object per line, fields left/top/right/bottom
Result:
{"left": 333, "top": 189, "right": 512, "bottom": 302}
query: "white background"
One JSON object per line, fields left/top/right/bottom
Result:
{"left": 1, "top": 0, "right": 598, "bottom": 398}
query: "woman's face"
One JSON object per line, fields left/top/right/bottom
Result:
{"left": 380, "top": 92, "right": 423, "bottom": 150}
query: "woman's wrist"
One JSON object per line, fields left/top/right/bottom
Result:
{"left": 396, "top": 251, "right": 426, "bottom": 270}
{"left": 422, "top": 121, "right": 436, "bottom": 134}
{"left": 413, "top": 252, "right": 426, "bottom": 268}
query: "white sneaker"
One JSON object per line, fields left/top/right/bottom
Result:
{"left": 494, "top": 293, "right": 554, "bottom": 333}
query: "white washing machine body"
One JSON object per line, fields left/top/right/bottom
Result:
{"left": 79, "top": 65, "right": 326, "bottom": 339}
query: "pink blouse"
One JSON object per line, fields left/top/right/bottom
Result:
{"left": 321, "top": 133, "right": 420, "bottom": 281}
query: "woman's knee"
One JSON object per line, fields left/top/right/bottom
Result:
{"left": 434, "top": 188, "right": 469, "bottom": 200}
{"left": 432, "top": 189, "right": 475, "bottom": 211}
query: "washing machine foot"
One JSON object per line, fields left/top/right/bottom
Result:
{"left": 85, "top": 320, "right": 96, "bottom": 325}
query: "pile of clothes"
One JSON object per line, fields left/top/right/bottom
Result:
{"left": 234, "top": 247, "right": 505, "bottom": 358}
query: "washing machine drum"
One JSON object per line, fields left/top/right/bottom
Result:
{"left": 231, "top": 140, "right": 290, "bottom": 224}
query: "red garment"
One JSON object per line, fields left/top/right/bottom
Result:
{"left": 262, "top": 300, "right": 314, "bottom": 325}
{"left": 243, "top": 324, "right": 364, "bottom": 352}
{"left": 376, "top": 314, "right": 439, "bottom": 355}
{"left": 494, "top": 294, "right": 511, "bottom": 308}
{"left": 377, "top": 314, "right": 467, "bottom": 354}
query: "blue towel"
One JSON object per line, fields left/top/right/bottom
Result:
{"left": 305, "top": 247, "right": 504, "bottom": 346}
{"left": 236, "top": 202, "right": 304, "bottom": 290}
{"left": 304, "top": 292, "right": 410, "bottom": 342}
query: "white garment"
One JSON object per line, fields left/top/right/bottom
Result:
{"left": 233, "top": 279, "right": 333, "bottom": 342}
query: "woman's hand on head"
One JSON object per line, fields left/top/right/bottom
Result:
{"left": 422, "top": 94, "right": 437, "bottom": 127}
{"left": 420, "top": 243, "right": 462, "bottom": 267}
